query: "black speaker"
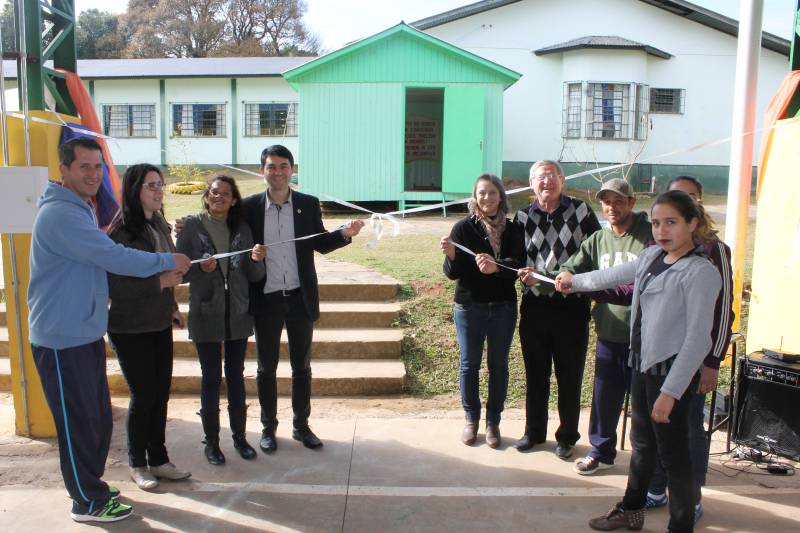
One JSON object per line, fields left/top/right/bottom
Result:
{"left": 734, "top": 352, "right": 800, "bottom": 460}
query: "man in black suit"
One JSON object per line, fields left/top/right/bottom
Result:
{"left": 242, "top": 145, "right": 364, "bottom": 452}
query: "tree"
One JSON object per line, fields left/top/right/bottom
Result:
{"left": 258, "top": 0, "right": 319, "bottom": 56}
{"left": 0, "top": 1, "right": 15, "bottom": 54}
{"left": 226, "top": 0, "right": 260, "bottom": 46}
{"left": 77, "top": 9, "right": 123, "bottom": 59}
{"left": 116, "top": 0, "right": 320, "bottom": 59}
{"left": 156, "top": 0, "right": 227, "bottom": 58}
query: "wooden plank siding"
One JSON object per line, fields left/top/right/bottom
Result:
{"left": 297, "top": 83, "right": 404, "bottom": 201}
{"left": 286, "top": 23, "right": 520, "bottom": 203}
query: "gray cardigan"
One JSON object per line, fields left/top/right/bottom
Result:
{"left": 176, "top": 214, "right": 265, "bottom": 342}
{"left": 572, "top": 245, "right": 721, "bottom": 399}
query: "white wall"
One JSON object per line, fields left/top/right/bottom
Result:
{"left": 423, "top": 0, "right": 789, "bottom": 166}
{"left": 236, "top": 77, "right": 300, "bottom": 166}
{"left": 92, "top": 79, "right": 161, "bottom": 165}
{"left": 163, "top": 78, "right": 231, "bottom": 166}
{"left": 90, "top": 76, "right": 301, "bottom": 168}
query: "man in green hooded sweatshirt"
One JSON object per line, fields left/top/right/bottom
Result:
{"left": 559, "top": 178, "right": 652, "bottom": 475}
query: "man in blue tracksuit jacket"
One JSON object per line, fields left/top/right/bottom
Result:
{"left": 27, "top": 138, "right": 190, "bottom": 523}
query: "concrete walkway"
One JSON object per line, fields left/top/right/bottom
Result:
{"left": 1, "top": 394, "right": 798, "bottom": 532}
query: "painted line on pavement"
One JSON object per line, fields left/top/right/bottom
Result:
{"left": 157, "top": 482, "right": 800, "bottom": 499}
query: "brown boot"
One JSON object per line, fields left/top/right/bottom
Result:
{"left": 485, "top": 424, "right": 501, "bottom": 449}
{"left": 588, "top": 503, "right": 644, "bottom": 531}
{"left": 461, "top": 422, "right": 478, "bottom": 445}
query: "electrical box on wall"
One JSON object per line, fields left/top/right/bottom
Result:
{"left": 0, "top": 166, "right": 49, "bottom": 233}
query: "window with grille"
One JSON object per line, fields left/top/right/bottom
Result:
{"left": 634, "top": 84, "right": 649, "bottom": 141}
{"left": 244, "top": 103, "right": 298, "bottom": 137}
{"left": 562, "top": 83, "right": 582, "bottom": 138}
{"left": 586, "top": 83, "right": 631, "bottom": 140}
{"left": 171, "top": 103, "right": 226, "bottom": 137}
{"left": 102, "top": 104, "right": 156, "bottom": 138}
{"left": 649, "top": 88, "right": 685, "bottom": 114}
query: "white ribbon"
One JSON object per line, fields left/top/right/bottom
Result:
{"left": 449, "top": 241, "right": 555, "bottom": 285}
{"left": 217, "top": 163, "right": 263, "bottom": 177}
{"left": 4, "top": 111, "right": 117, "bottom": 143}
{"left": 189, "top": 229, "right": 344, "bottom": 264}
{"left": 321, "top": 194, "right": 400, "bottom": 248}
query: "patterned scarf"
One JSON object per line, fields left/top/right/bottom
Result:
{"left": 475, "top": 210, "right": 506, "bottom": 257}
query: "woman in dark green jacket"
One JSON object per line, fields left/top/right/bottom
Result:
{"left": 176, "top": 175, "right": 266, "bottom": 465}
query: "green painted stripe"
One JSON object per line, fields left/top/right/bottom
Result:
{"left": 159, "top": 79, "right": 167, "bottom": 166}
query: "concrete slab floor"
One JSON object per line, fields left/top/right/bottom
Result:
{"left": 1, "top": 393, "right": 799, "bottom": 532}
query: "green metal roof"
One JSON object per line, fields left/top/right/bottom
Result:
{"left": 283, "top": 22, "right": 521, "bottom": 87}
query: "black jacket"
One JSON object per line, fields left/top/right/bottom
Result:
{"left": 107, "top": 215, "right": 177, "bottom": 333}
{"left": 443, "top": 215, "right": 526, "bottom": 304}
{"left": 242, "top": 190, "right": 350, "bottom": 320}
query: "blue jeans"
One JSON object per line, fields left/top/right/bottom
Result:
{"left": 453, "top": 301, "right": 517, "bottom": 425}
{"left": 648, "top": 390, "right": 709, "bottom": 498}
{"left": 588, "top": 339, "right": 632, "bottom": 464}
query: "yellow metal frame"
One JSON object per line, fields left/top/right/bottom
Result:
{"left": 2, "top": 110, "right": 79, "bottom": 436}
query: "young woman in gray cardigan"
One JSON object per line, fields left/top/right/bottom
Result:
{"left": 176, "top": 176, "right": 266, "bottom": 465}
{"left": 555, "top": 190, "right": 721, "bottom": 533}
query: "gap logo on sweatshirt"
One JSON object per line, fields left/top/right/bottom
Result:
{"left": 599, "top": 251, "right": 639, "bottom": 270}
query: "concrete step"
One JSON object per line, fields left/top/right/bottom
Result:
{"left": 0, "top": 301, "right": 401, "bottom": 330}
{"left": 173, "top": 281, "right": 399, "bottom": 303}
{"left": 0, "top": 356, "right": 406, "bottom": 396}
{"left": 0, "top": 326, "right": 403, "bottom": 360}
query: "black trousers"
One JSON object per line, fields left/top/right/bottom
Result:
{"left": 622, "top": 371, "right": 700, "bottom": 533}
{"left": 109, "top": 327, "right": 174, "bottom": 468}
{"left": 32, "top": 339, "right": 114, "bottom": 514}
{"left": 254, "top": 291, "right": 314, "bottom": 432}
{"left": 518, "top": 297, "right": 589, "bottom": 445}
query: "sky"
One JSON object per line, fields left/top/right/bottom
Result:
{"left": 74, "top": 0, "right": 796, "bottom": 52}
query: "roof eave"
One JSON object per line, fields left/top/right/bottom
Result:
{"left": 534, "top": 44, "right": 672, "bottom": 60}
{"left": 284, "top": 22, "right": 522, "bottom": 86}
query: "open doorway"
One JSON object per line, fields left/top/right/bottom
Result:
{"left": 404, "top": 88, "right": 444, "bottom": 191}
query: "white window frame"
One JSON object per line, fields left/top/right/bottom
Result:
{"left": 562, "top": 82, "right": 583, "bottom": 138}
{"left": 171, "top": 102, "right": 227, "bottom": 138}
{"left": 243, "top": 102, "right": 298, "bottom": 137}
{"left": 102, "top": 104, "right": 157, "bottom": 138}
{"left": 650, "top": 88, "right": 685, "bottom": 114}
{"left": 585, "top": 82, "right": 633, "bottom": 140}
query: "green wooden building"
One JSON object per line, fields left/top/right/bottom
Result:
{"left": 283, "top": 23, "right": 520, "bottom": 209}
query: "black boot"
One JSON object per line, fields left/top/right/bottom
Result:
{"left": 229, "top": 405, "right": 257, "bottom": 460}
{"left": 200, "top": 409, "right": 225, "bottom": 465}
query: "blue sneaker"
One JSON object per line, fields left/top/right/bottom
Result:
{"left": 645, "top": 491, "right": 668, "bottom": 509}
{"left": 694, "top": 502, "right": 704, "bottom": 524}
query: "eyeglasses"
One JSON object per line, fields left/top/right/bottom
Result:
{"left": 534, "top": 173, "right": 560, "bottom": 182}
{"left": 143, "top": 181, "right": 166, "bottom": 191}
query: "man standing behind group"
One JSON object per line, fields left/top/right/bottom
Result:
{"left": 242, "top": 145, "right": 364, "bottom": 453}
{"left": 515, "top": 160, "right": 601, "bottom": 458}
{"left": 28, "top": 138, "right": 190, "bottom": 523}
{"left": 558, "top": 178, "right": 652, "bottom": 475}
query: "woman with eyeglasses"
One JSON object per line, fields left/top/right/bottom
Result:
{"left": 176, "top": 175, "right": 266, "bottom": 466}
{"left": 107, "top": 164, "right": 191, "bottom": 490}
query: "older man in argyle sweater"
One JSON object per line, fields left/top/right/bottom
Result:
{"left": 514, "top": 160, "right": 602, "bottom": 458}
